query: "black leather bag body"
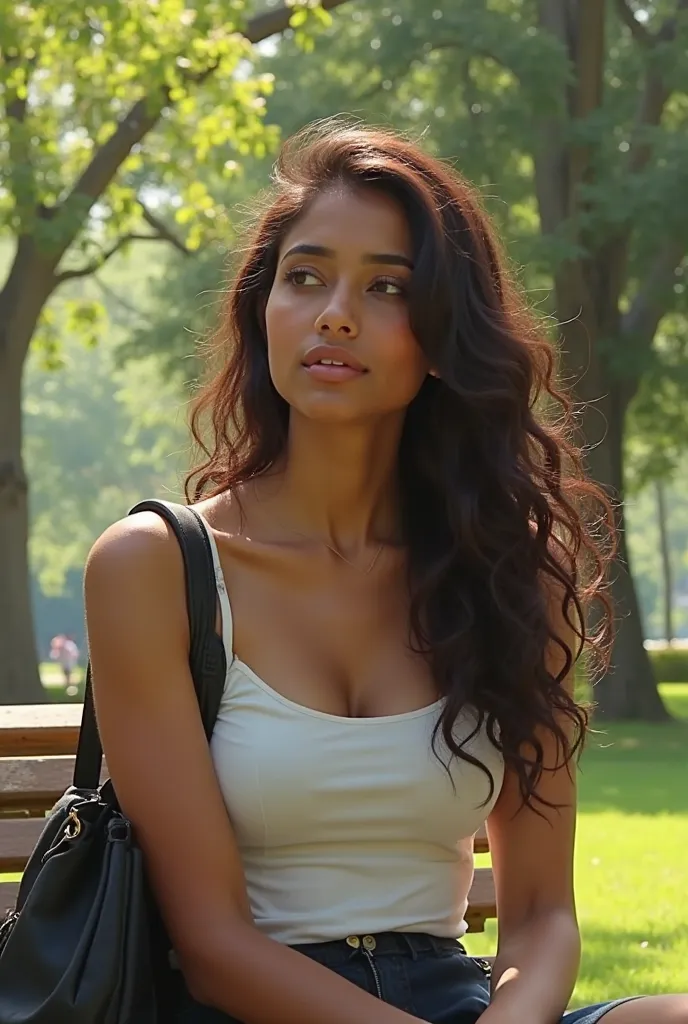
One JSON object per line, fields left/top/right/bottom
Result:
{"left": 0, "top": 500, "right": 226, "bottom": 1024}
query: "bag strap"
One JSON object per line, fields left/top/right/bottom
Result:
{"left": 73, "top": 500, "right": 226, "bottom": 791}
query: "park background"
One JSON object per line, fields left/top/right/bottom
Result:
{"left": 1, "top": 0, "right": 687, "bottom": 1006}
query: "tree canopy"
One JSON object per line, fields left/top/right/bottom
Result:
{"left": 126, "top": 0, "right": 688, "bottom": 718}
{"left": 0, "top": 0, "right": 350, "bottom": 702}
{"left": 3, "top": 0, "right": 688, "bottom": 714}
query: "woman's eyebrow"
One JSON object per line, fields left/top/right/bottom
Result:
{"left": 280, "top": 243, "right": 413, "bottom": 269}
{"left": 364, "top": 252, "right": 413, "bottom": 269}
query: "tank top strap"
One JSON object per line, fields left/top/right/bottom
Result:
{"left": 193, "top": 511, "right": 234, "bottom": 663}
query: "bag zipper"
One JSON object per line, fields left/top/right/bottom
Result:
{"left": 0, "top": 912, "right": 18, "bottom": 956}
{"left": 473, "top": 956, "right": 493, "bottom": 979}
{"left": 346, "top": 935, "right": 383, "bottom": 999}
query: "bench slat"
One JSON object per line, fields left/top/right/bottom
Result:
{"left": 0, "top": 882, "right": 19, "bottom": 918}
{"left": 0, "top": 757, "right": 73, "bottom": 812}
{"left": 0, "top": 873, "right": 496, "bottom": 931}
{"left": 0, "top": 782, "right": 488, "bottom": 854}
{"left": 0, "top": 702, "right": 495, "bottom": 931}
{"left": 0, "top": 757, "right": 108, "bottom": 814}
{"left": 0, "top": 818, "right": 46, "bottom": 872}
{"left": 474, "top": 827, "right": 488, "bottom": 854}
{"left": 0, "top": 819, "right": 494, "bottom": 904}
{"left": 0, "top": 707, "right": 490, "bottom": 846}
{"left": 0, "top": 705, "right": 83, "bottom": 758}
{"left": 464, "top": 867, "right": 496, "bottom": 932}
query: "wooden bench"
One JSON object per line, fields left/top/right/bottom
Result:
{"left": 0, "top": 704, "right": 497, "bottom": 932}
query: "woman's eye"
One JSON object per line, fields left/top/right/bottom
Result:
{"left": 285, "top": 268, "right": 321, "bottom": 286}
{"left": 370, "top": 277, "right": 406, "bottom": 296}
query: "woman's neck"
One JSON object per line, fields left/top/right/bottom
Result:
{"left": 255, "top": 412, "right": 405, "bottom": 554}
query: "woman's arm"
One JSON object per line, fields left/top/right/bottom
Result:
{"left": 85, "top": 513, "right": 428, "bottom": 1024}
{"left": 478, "top": 585, "right": 583, "bottom": 1024}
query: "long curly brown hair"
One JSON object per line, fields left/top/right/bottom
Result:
{"left": 186, "top": 120, "right": 615, "bottom": 810}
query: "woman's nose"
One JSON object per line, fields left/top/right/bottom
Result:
{"left": 314, "top": 293, "right": 359, "bottom": 339}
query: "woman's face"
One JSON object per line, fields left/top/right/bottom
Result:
{"left": 264, "top": 185, "right": 429, "bottom": 424}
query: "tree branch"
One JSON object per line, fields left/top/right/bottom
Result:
{"left": 56, "top": 196, "right": 196, "bottom": 282}
{"left": 55, "top": 233, "right": 164, "bottom": 282}
{"left": 533, "top": 1, "right": 577, "bottom": 234}
{"left": 242, "top": 0, "right": 351, "bottom": 43}
{"left": 569, "top": 0, "right": 605, "bottom": 202}
{"left": 626, "top": 0, "right": 688, "bottom": 172}
{"left": 93, "top": 276, "right": 152, "bottom": 326}
{"left": 616, "top": 238, "right": 686, "bottom": 412}
{"left": 50, "top": 0, "right": 352, "bottom": 265}
{"left": 573, "top": 0, "right": 605, "bottom": 121}
{"left": 59, "top": 100, "right": 167, "bottom": 225}
{"left": 628, "top": 74, "right": 670, "bottom": 173}
{"left": 537, "top": 1, "right": 576, "bottom": 66}
{"left": 139, "top": 202, "right": 192, "bottom": 256}
{"left": 622, "top": 239, "right": 686, "bottom": 343}
{"left": 615, "top": 0, "right": 654, "bottom": 47}
{"left": 657, "top": 0, "right": 688, "bottom": 42}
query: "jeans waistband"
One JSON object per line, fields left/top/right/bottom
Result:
{"left": 290, "top": 932, "right": 467, "bottom": 967}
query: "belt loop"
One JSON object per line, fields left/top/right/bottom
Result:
{"left": 401, "top": 934, "right": 419, "bottom": 961}
{"left": 428, "top": 934, "right": 450, "bottom": 957}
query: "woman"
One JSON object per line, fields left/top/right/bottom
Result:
{"left": 85, "top": 122, "right": 687, "bottom": 1024}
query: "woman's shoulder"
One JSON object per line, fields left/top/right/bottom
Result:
{"left": 87, "top": 509, "right": 182, "bottom": 575}
{"left": 85, "top": 490, "right": 244, "bottom": 608}
{"left": 84, "top": 509, "right": 194, "bottom": 625}
{"left": 85, "top": 510, "right": 191, "bottom": 657}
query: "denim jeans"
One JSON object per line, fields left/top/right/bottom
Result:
{"left": 173, "top": 930, "right": 639, "bottom": 1024}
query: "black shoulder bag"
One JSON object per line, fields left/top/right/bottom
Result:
{"left": 0, "top": 501, "right": 227, "bottom": 1024}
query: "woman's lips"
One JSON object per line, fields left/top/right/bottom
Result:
{"left": 301, "top": 344, "right": 367, "bottom": 378}
{"left": 303, "top": 362, "right": 367, "bottom": 382}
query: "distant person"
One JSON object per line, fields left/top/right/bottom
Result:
{"left": 50, "top": 633, "right": 79, "bottom": 687}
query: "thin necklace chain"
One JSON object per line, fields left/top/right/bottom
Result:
{"left": 277, "top": 521, "right": 384, "bottom": 575}
{"left": 326, "top": 539, "right": 384, "bottom": 575}
{"left": 249, "top": 482, "right": 385, "bottom": 575}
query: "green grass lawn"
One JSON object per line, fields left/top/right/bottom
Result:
{"left": 17, "top": 676, "right": 688, "bottom": 1003}
{"left": 465, "top": 683, "right": 688, "bottom": 1004}
{"left": 39, "top": 662, "right": 85, "bottom": 700}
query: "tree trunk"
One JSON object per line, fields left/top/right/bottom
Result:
{"left": 656, "top": 479, "right": 674, "bottom": 644}
{"left": 600, "top": 509, "right": 669, "bottom": 720}
{"left": 0, "top": 240, "right": 57, "bottom": 704}
{"left": 553, "top": 277, "right": 669, "bottom": 721}
{"left": 581, "top": 376, "right": 669, "bottom": 721}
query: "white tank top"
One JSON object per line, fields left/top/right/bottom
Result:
{"left": 198, "top": 513, "right": 505, "bottom": 945}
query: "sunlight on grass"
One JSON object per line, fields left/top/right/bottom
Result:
{"left": 39, "top": 662, "right": 85, "bottom": 703}
{"left": 464, "top": 683, "right": 688, "bottom": 1004}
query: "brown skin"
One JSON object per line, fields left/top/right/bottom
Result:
{"left": 479, "top": 584, "right": 581, "bottom": 1024}
{"left": 85, "top": 188, "right": 688, "bottom": 1024}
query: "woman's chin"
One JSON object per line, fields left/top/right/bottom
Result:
{"left": 297, "top": 400, "right": 370, "bottom": 424}
{"left": 287, "top": 393, "right": 386, "bottom": 426}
